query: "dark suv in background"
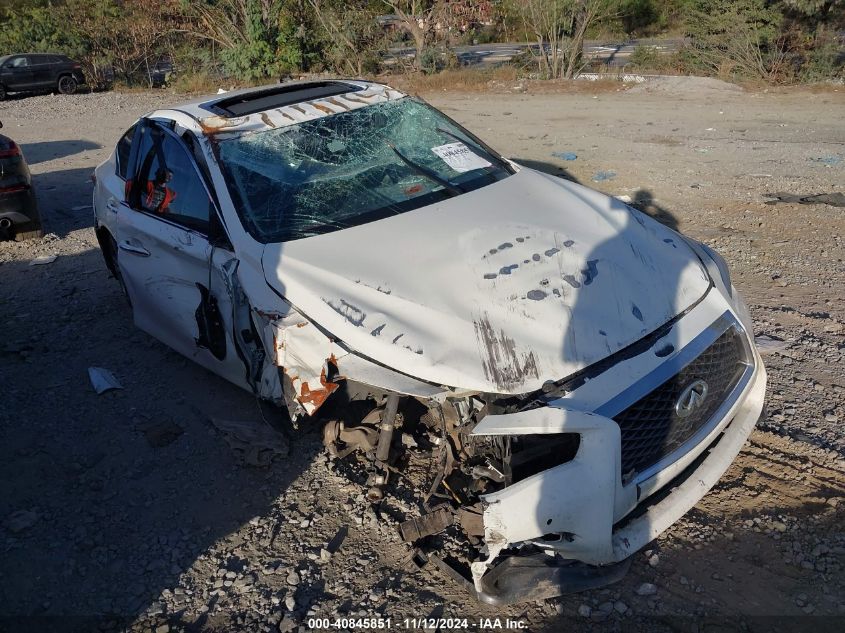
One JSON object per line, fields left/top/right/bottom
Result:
{"left": 0, "top": 53, "right": 86, "bottom": 99}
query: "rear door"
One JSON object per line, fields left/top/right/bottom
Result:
{"left": 28, "top": 54, "right": 54, "bottom": 88}
{"left": 112, "top": 120, "right": 251, "bottom": 390}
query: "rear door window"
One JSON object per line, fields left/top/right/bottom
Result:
{"left": 116, "top": 126, "right": 136, "bottom": 179}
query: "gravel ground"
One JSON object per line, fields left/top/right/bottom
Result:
{"left": 1, "top": 79, "right": 844, "bottom": 632}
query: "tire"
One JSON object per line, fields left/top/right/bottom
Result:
{"left": 57, "top": 75, "right": 78, "bottom": 95}
{"left": 0, "top": 84, "right": 6, "bottom": 101}
{"left": 104, "top": 232, "right": 132, "bottom": 307}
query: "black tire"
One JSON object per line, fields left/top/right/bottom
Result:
{"left": 57, "top": 75, "right": 78, "bottom": 95}
{"left": 104, "top": 232, "right": 132, "bottom": 307}
{"left": 0, "top": 84, "right": 6, "bottom": 100}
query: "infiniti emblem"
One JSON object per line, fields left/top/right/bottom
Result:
{"left": 675, "top": 379, "right": 709, "bottom": 418}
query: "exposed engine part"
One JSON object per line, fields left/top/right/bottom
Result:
{"left": 366, "top": 471, "right": 387, "bottom": 502}
{"left": 398, "top": 504, "right": 454, "bottom": 542}
{"left": 324, "top": 395, "right": 584, "bottom": 603}
{"left": 322, "top": 419, "right": 378, "bottom": 459}
{"left": 375, "top": 393, "right": 401, "bottom": 463}
{"left": 469, "top": 459, "right": 505, "bottom": 483}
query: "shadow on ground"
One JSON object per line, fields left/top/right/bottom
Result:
{"left": 22, "top": 140, "right": 102, "bottom": 165}
{"left": 29, "top": 166, "right": 98, "bottom": 238}
{"left": 0, "top": 243, "right": 307, "bottom": 632}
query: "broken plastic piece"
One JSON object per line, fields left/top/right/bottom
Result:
{"left": 29, "top": 255, "right": 57, "bottom": 266}
{"left": 88, "top": 367, "right": 123, "bottom": 394}
{"left": 754, "top": 334, "right": 789, "bottom": 355}
{"left": 764, "top": 192, "right": 845, "bottom": 208}
{"left": 271, "top": 315, "right": 344, "bottom": 416}
{"left": 808, "top": 155, "right": 842, "bottom": 167}
{"left": 592, "top": 170, "right": 616, "bottom": 182}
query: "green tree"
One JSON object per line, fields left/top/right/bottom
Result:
{"left": 683, "top": 0, "right": 792, "bottom": 81}
{"left": 180, "top": 0, "right": 317, "bottom": 79}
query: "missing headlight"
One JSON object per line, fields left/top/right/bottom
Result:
{"left": 509, "top": 434, "right": 581, "bottom": 483}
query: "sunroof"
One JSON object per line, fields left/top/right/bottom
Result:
{"left": 209, "top": 81, "right": 363, "bottom": 117}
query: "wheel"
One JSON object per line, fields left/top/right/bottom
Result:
{"left": 57, "top": 75, "right": 78, "bottom": 95}
{"left": 103, "top": 232, "right": 132, "bottom": 307}
{"left": 0, "top": 84, "right": 6, "bottom": 100}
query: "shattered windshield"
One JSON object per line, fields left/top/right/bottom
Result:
{"left": 217, "top": 97, "right": 513, "bottom": 243}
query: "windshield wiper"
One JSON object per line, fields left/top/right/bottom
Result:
{"left": 388, "top": 143, "right": 464, "bottom": 196}
{"left": 436, "top": 127, "right": 515, "bottom": 174}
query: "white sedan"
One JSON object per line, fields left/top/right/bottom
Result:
{"left": 93, "top": 80, "right": 766, "bottom": 604}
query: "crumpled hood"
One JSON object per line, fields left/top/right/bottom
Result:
{"left": 262, "top": 168, "right": 710, "bottom": 394}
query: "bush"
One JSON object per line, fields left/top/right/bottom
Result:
{"left": 798, "top": 28, "right": 845, "bottom": 82}
{"left": 629, "top": 44, "right": 660, "bottom": 69}
{"left": 684, "top": 0, "right": 794, "bottom": 82}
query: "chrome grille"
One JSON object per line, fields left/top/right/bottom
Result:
{"left": 614, "top": 327, "right": 746, "bottom": 483}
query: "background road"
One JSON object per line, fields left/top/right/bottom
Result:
{"left": 386, "top": 38, "right": 686, "bottom": 67}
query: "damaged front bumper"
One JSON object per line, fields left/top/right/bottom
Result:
{"left": 469, "top": 304, "right": 766, "bottom": 604}
{"left": 259, "top": 267, "right": 765, "bottom": 606}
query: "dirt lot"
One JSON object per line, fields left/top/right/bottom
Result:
{"left": 1, "top": 78, "right": 844, "bottom": 633}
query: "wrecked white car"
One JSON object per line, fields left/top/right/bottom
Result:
{"left": 93, "top": 80, "right": 766, "bottom": 604}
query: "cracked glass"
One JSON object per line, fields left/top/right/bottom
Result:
{"left": 217, "top": 97, "right": 512, "bottom": 243}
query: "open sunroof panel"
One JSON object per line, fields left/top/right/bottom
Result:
{"left": 208, "top": 82, "right": 363, "bottom": 117}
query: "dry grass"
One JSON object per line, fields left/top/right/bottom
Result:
{"left": 112, "top": 66, "right": 645, "bottom": 101}
{"left": 388, "top": 66, "right": 519, "bottom": 92}
{"left": 385, "top": 66, "right": 627, "bottom": 96}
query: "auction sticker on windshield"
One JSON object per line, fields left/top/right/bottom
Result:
{"left": 431, "top": 142, "right": 492, "bottom": 173}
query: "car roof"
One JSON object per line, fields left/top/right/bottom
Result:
{"left": 161, "top": 79, "right": 406, "bottom": 138}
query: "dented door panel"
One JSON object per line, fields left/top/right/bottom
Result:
{"left": 115, "top": 209, "right": 249, "bottom": 390}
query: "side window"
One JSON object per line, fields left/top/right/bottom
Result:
{"left": 115, "top": 125, "right": 135, "bottom": 179}
{"left": 10, "top": 57, "right": 28, "bottom": 68}
{"left": 135, "top": 129, "right": 212, "bottom": 233}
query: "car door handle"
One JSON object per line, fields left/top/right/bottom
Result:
{"left": 118, "top": 240, "right": 150, "bottom": 257}
{"left": 106, "top": 200, "right": 119, "bottom": 213}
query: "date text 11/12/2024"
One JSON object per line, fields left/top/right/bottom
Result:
{"left": 306, "top": 617, "right": 528, "bottom": 630}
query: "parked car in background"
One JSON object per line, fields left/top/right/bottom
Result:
{"left": 93, "top": 80, "right": 766, "bottom": 604}
{"left": 148, "top": 58, "right": 174, "bottom": 88}
{"left": 0, "top": 120, "right": 41, "bottom": 240}
{"left": 0, "top": 53, "right": 86, "bottom": 100}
